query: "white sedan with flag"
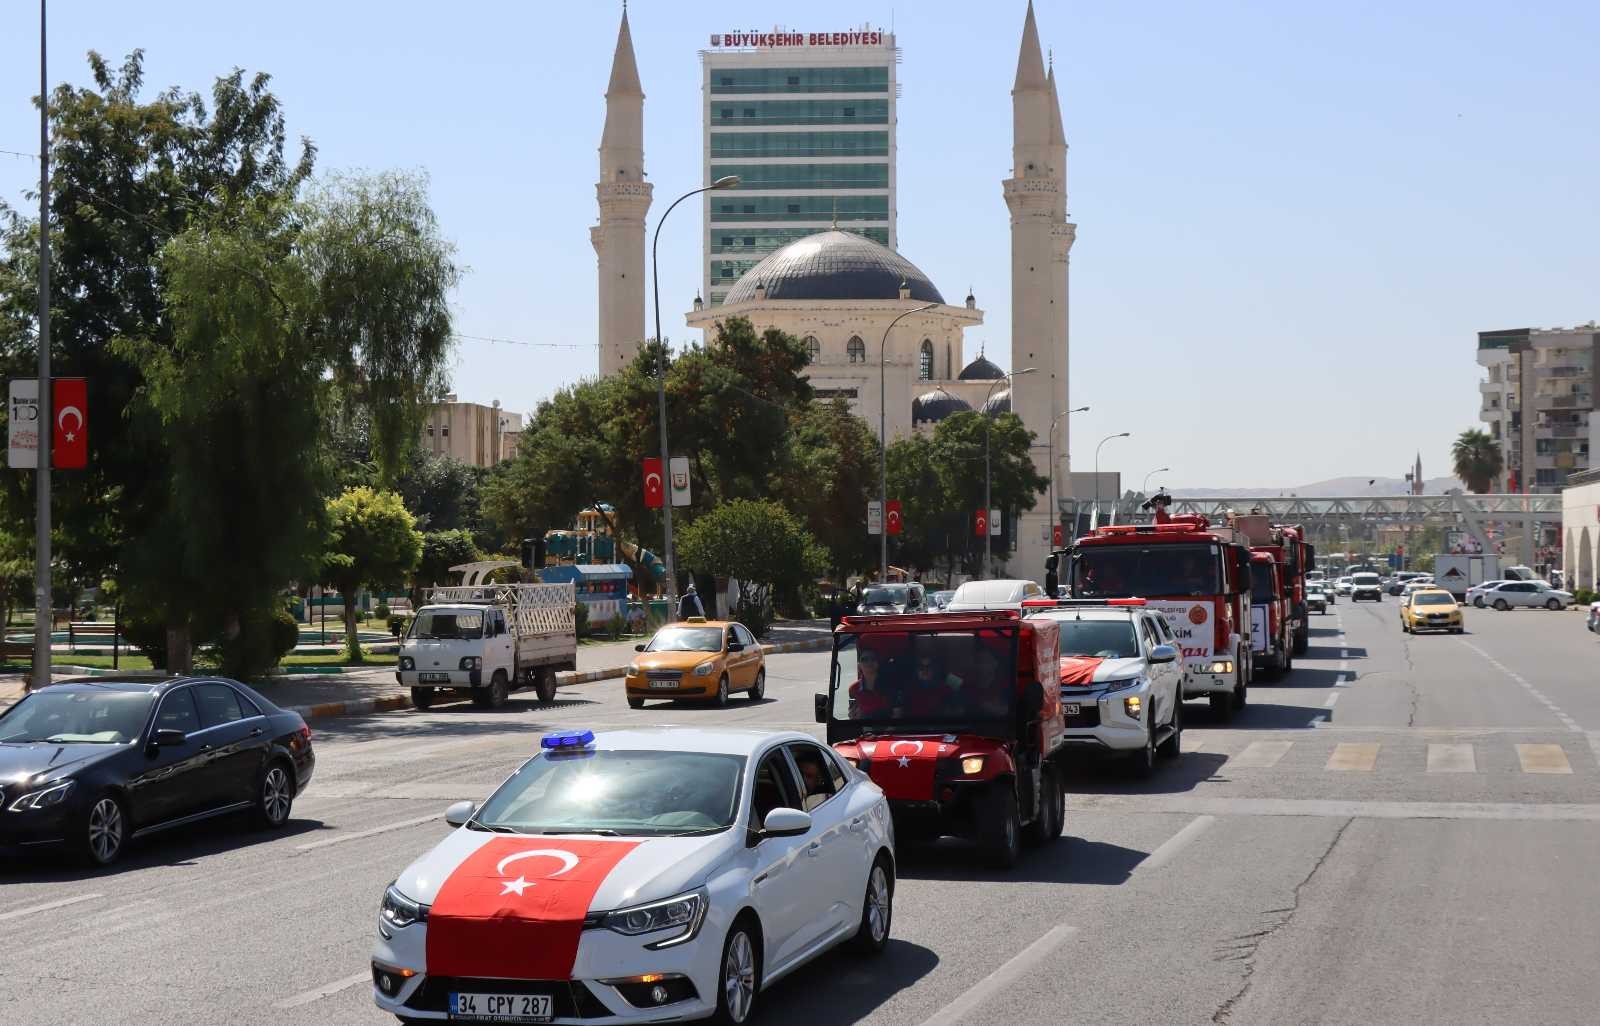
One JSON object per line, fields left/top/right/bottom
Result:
{"left": 371, "top": 727, "right": 895, "bottom": 1025}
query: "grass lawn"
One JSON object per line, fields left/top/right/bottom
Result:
{"left": 31, "top": 648, "right": 398, "bottom": 672}
{"left": 281, "top": 651, "right": 397, "bottom": 666}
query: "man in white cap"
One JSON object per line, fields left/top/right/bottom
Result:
{"left": 678, "top": 583, "right": 705, "bottom": 620}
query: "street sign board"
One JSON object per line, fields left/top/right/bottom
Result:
{"left": 990, "top": 508, "right": 1002, "bottom": 536}
{"left": 885, "top": 500, "right": 901, "bottom": 535}
{"left": 8, "top": 379, "right": 38, "bottom": 468}
{"left": 867, "top": 501, "right": 882, "bottom": 535}
{"left": 669, "top": 456, "right": 691, "bottom": 507}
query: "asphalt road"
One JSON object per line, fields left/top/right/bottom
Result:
{"left": 3, "top": 600, "right": 1598, "bottom": 1025}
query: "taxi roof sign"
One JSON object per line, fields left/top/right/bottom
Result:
{"left": 541, "top": 729, "right": 596, "bottom": 750}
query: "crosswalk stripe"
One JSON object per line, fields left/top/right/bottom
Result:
{"left": 1326, "top": 742, "right": 1380, "bottom": 771}
{"left": 1426, "top": 743, "right": 1476, "bottom": 773}
{"left": 1515, "top": 744, "right": 1573, "bottom": 774}
{"left": 1230, "top": 740, "right": 1293, "bottom": 768}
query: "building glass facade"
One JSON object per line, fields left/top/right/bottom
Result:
{"left": 703, "top": 33, "right": 896, "bottom": 305}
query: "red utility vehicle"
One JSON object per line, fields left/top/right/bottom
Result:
{"left": 815, "top": 609, "right": 1065, "bottom": 867}
{"left": 1248, "top": 551, "right": 1293, "bottom": 678}
{"left": 1234, "top": 515, "right": 1315, "bottom": 656}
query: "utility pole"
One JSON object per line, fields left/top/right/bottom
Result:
{"left": 31, "top": 0, "right": 52, "bottom": 689}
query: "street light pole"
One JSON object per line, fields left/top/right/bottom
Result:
{"left": 1047, "top": 405, "right": 1089, "bottom": 546}
{"left": 983, "top": 368, "right": 1034, "bottom": 579}
{"left": 651, "top": 175, "right": 739, "bottom": 608}
{"left": 1142, "top": 466, "right": 1170, "bottom": 496}
{"left": 1092, "top": 432, "right": 1131, "bottom": 531}
{"left": 32, "top": 0, "right": 52, "bottom": 689}
{"left": 878, "top": 301, "right": 938, "bottom": 583}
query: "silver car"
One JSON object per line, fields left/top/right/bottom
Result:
{"left": 1483, "top": 580, "right": 1574, "bottom": 611}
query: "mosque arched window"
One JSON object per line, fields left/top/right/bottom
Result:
{"left": 804, "top": 335, "right": 821, "bottom": 365}
{"left": 847, "top": 336, "right": 865, "bottom": 364}
{"left": 919, "top": 339, "right": 934, "bottom": 380}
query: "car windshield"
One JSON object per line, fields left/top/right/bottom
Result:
{"left": 409, "top": 609, "right": 485, "bottom": 640}
{"left": 1353, "top": 575, "right": 1380, "bottom": 585}
{"left": 1413, "top": 593, "right": 1455, "bottom": 606}
{"left": 472, "top": 750, "right": 744, "bottom": 836}
{"left": 1057, "top": 619, "right": 1140, "bottom": 659}
{"left": 1072, "top": 543, "right": 1221, "bottom": 598}
{"left": 862, "top": 586, "right": 909, "bottom": 606}
{"left": 1250, "top": 563, "right": 1278, "bottom": 599}
{"left": 647, "top": 627, "right": 724, "bottom": 652}
{"left": 830, "top": 628, "right": 1017, "bottom": 726}
{"left": 0, "top": 686, "right": 156, "bottom": 744}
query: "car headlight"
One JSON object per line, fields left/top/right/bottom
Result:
{"left": 380, "top": 884, "right": 427, "bottom": 929}
{"left": 960, "top": 756, "right": 985, "bottom": 775}
{"left": 6, "top": 779, "right": 74, "bottom": 812}
{"left": 1124, "top": 695, "right": 1142, "bottom": 719}
{"left": 693, "top": 662, "right": 716, "bottom": 677}
{"left": 627, "top": 663, "right": 641, "bottom": 676}
{"left": 602, "top": 889, "right": 707, "bottom": 949}
{"left": 1209, "top": 660, "right": 1233, "bottom": 674}
{"left": 459, "top": 657, "right": 481, "bottom": 671}
{"left": 399, "top": 656, "right": 415, "bottom": 671}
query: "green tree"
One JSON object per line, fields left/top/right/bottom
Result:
{"left": 676, "top": 499, "right": 824, "bottom": 636}
{"left": 398, "top": 450, "right": 489, "bottom": 538}
{"left": 775, "top": 399, "right": 880, "bottom": 579}
{"left": 414, "top": 529, "right": 484, "bottom": 602}
{"left": 323, "top": 488, "right": 423, "bottom": 662}
{"left": 885, "top": 433, "right": 954, "bottom": 579}
{"left": 1451, "top": 429, "right": 1503, "bottom": 493}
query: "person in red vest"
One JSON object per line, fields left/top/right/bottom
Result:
{"left": 848, "top": 647, "right": 892, "bottom": 719}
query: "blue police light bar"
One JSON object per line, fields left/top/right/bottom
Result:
{"left": 541, "top": 729, "right": 596, "bottom": 750}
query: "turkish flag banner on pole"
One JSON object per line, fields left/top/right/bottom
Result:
{"left": 886, "top": 500, "right": 901, "bottom": 535}
{"left": 52, "top": 378, "right": 87, "bottom": 469}
{"left": 642, "top": 457, "right": 664, "bottom": 509}
{"left": 1052, "top": 523, "right": 1064, "bottom": 547}
{"left": 974, "top": 509, "right": 988, "bottom": 537}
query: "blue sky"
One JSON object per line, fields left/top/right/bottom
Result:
{"left": 3, "top": 0, "right": 1597, "bottom": 488}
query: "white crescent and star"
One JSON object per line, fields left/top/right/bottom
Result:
{"left": 644, "top": 471, "right": 662, "bottom": 492}
{"left": 494, "top": 848, "right": 580, "bottom": 896}
{"left": 889, "top": 740, "right": 924, "bottom": 767}
{"left": 56, "top": 405, "right": 83, "bottom": 443}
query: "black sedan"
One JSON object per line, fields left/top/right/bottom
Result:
{"left": 0, "top": 676, "right": 315, "bottom": 866}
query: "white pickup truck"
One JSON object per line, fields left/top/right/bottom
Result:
{"left": 397, "top": 579, "right": 577, "bottom": 710}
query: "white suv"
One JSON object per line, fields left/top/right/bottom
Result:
{"left": 1024, "top": 600, "right": 1184, "bottom": 776}
{"left": 1349, "top": 572, "right": 1384, "bottom": 602}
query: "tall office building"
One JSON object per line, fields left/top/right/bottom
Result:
{"left": 701, "top": 28, "right": 897, "bottom": 306}
{"left": 1477, "top": 326, "right": 1598, "bottom": 492}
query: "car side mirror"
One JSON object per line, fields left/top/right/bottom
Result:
{"left": 634, "top": 643, "right": 645, "bottom": 652}
{"left": 444, "top": 800, "right": 476, "bottom": 827}
{"left": 1149, "top": 644, "right": 1178, "bottom": 664}
{"left": 814, "top": 693, "right": 829, "bottom": 723}
{"left": 151, "top": 728, "right": 187, "bottom": 749}
{"left": 728, "top": 641, "right": 743, "bottom": 652}
{"left": 762, "top": 808, "right": 812, "bottom": 838}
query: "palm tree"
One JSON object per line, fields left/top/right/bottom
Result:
{"left": 1451, "top": 429, "right": 1503, "bottom": 493}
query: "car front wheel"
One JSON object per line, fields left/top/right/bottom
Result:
{"left": 1493, "top": 599, "right": 1511, "bottom": 611}
{"left": 1546, "top": 598, "right": 1562, "bottom": 611}
{"left": 255, "top": 761, "right": 295, "bottom": 828}
{"left": 81, "top": 792, "right": 127, "bottom": 867}
{"left": 713, "top": 923, "right": 760, "bottom": 1025}
{"left": 851, "top": 860, "right": 893, "bottom": 953}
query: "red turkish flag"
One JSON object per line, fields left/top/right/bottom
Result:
{"left": 1051, "top": 524, "right": 1064, "bottom": 547}
{"left": 862, "top": 739, "right": 946, "bottom": 800}
{"left": 885, "top": 500, "right": 901, "bottom": 535}
{"left": 974, "top": 509, "right": 988, "bottom": 537}
{"left": 642, "top": 457, "right": 664, "bottom": 509}
{"left": 426, "top": 837, "right": 639, "bottom": 980}
{"left": 52, "top": 378, "right": 87, "bottom": 469}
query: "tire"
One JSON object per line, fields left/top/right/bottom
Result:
{"left": 711, "top": 922, "right": 760, "bottom": 1025}
{"left": 1453, "top": 627, "right": 1464, "bottom": 634}
{"left": 1158, "top": 696, "right": 1182, "bottom": 759}
{"left": 850, "top": 859, "right": 894, "bottom": 953}
{"left": 980, "top": 787, "right": 1022, "bottom": 868}
{"left": 1546, "top": 598, "right": 1562, "bottom": 611}
{"left": 1232, "top": 673, "right": 1247, "bottom": 711}
{"left": 80, "top": 792, "right": 127, "bottom": 867}
{"left": 487, "top": 670, "right": 510, "bottom": 709}
{"left": 534, "top": 668, "right": 557, "bottom": 704}
{"left": 627, "top": 696, "right": 645, "bottom": 710}
{"left": 1128, "top": 715, "right": 1156, "bottom": 778}
{"left": 1493, "top": 598, "right": 1510, "bottom": 612}
{"left": 410, "top": 687, "right": 433, "bottom": 710}
{"left": 1293, "top": 625, "right": 1308, "bottom": 655}
{"left": 715, "top": 674, "right": 730, "bottom": 708}
{"left": 1474, "top": 597, "right": 1485, "bottom": 608}
{"left": 254, "top": 760, "right": 295, "bottom": 829}
{"left": 1025, "top": 765, "right": 1065, "bottom": 844}
{"left": 747, "top": 668, "right": 765, "bottom": 701}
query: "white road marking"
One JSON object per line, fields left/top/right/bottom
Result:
{"left": 0, "top": 893, "right": 103, "bottom": 922}
{"left": 1324, "top": 693, "right": 1340, "bottom": 708}
{"left": 1516, "top": 744, "right": 1574, "bottom": 775}
{"left": 1459, "top": 639, "right": 1584, "bottom": 735}
{"left": 1340, "top": 649, "right": 1350, "bottom": 659}
{"left": 914, "top": 924, "right": 1078, "bottom": 1026}
{"left": 1326, "top": 742, "right": 1380, "bottom": 771}
{"left": 295, "top": 812, "right": 444, "bottom": 851}
{"left": 1230, "top": 740, "right": 1293, "bottom": 768}
{"left": 1072, "top": 795, "right": 1600, "bottom": 821}
{"left": 273, "top": 971, "right": 371, "bottom": 1009}
{"left": 1137, "top": 815, "right": 1215, "bottom": 873}
{"left": 1427, "top": 743, "right": 1476, "bottom": 773}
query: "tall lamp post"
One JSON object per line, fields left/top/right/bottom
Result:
{"left": 1142, "top": 466, "right": 1170, "bottom": 495}
{"left": 877, "top": 301, "right": 938, "bottom": 583}
{"left": 1047, "top": 405, "right": 1089, "bottom": 545}
{"left": 651, "top": 175, "right": 739, "bottom": 606}
{"left": 32, "top": 0, "right": 52, "bottom": 689}
{"left": 983, "top": 368, "right": 1035, "bottom": 578}
{"left": 1092, "top": 432, "right": 1131, "bottom": 530}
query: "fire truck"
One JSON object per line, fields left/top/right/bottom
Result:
{"left": 1234, "top": 515, "right": 1315, "bottom": 656}
{"left": 1054, "top": 515, "right": 1256, "bottom": 719}
{"left": 1248, "top": 550, "right": 1293, "bottom": 679}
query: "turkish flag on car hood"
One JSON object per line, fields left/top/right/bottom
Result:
{"left": 862, "top": 738, "right": 950, "bottom": 800}
{"left": 1059, "top": 656, "right": 1106, "bottom": 687}
{"left": 425, "top": 837, "right": 639, "bottom": 980}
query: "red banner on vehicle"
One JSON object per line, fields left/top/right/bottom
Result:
{"left": 1059, "top": 656, "right": 1105, "bottom": 687}
{"left": 642, "top": 457, "right": 664, "bottom": 509}
{"left": 52, "top": 378, "right": 86, "bottom": 469}
{"left": 863, "top": 739, "right": 947, "bottom": 800}
{"left": 425, "top": 838, "right": 639, "bottom": 980}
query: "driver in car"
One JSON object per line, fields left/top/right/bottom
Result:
{"left": 848, "top": 648, "right": 893, "bottom": 719}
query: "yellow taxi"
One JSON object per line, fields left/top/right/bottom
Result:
{"left": 625, "top": 618, "right": 766, "bottom": 708}
{"left": 1400, "top": 588, "right": 1464, "bottom": 634}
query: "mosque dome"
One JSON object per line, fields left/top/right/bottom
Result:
{"left": 722, "top": 230, "right": 945, "bottom": 306}
{"left": 959, "top": 354, "right": 1004, "bottom": 380}
{"left": 912, "top": 388, "right": 973, "bottom": 424}
{"left": 980, "top": 388, "right": 1012, "bottom": 416}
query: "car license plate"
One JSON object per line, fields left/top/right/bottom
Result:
{"left": 649, "top": 679, "right": 678, "bottom": 689}
{"left": 418, "top": 672, "right": 451, "bottom": 683}
{"left": 1065, "top": 703, "right": 1081, "bottom": 716}
{"left": 449, "top": 992, "right": 552, "bottom": 1023}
